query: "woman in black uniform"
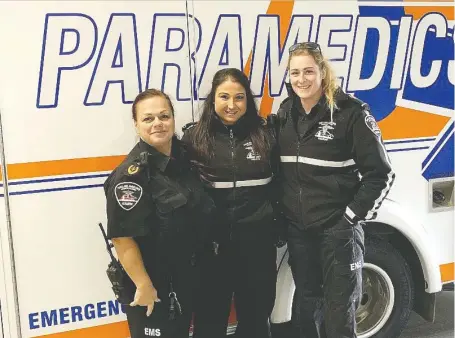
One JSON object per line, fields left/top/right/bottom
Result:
{"left": 104, "top": 89, "right": 214, "bottom": 338}
{"left": 275, "top": 42, "right": 394, "bottom": 337}
{"left": 182, "top": 68, "right": 282, "bottom": 338}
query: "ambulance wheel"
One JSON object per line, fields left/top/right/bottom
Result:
{"left": 356, "top": 237, "right": 415, "bottom": 338}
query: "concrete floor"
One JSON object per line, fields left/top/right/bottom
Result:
{"left": 400, "top": 291, "right": 454, "bottom": 338}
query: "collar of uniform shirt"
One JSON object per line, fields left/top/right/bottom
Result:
{"left": 138, "top": 138, "right": 182, "bottom": 172}
{"left": 212, "top": 112, "right": 249, "bottom": 138}
{"left": 291, "top": 96, "right": 327, "bottom": 123}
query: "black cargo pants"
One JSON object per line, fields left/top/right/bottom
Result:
{"left": 287, "top": 221, "right": 365, "bottom": 338}
{"left": 192, "top": 238, "right": 277, "bottom": 338}
{"left": 124, "top": 257, "right": 197, "bottom": 338}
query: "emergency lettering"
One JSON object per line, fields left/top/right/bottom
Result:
{"left": 28, "top": 300, "right": 125, "bottom": 329}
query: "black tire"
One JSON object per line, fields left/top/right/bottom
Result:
{"left": 360, "top": 236, "right": 414, "bottom": 338}
{"left": 270, "top": 237, "right": 414, "bottom": 338}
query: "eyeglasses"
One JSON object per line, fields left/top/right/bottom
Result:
{"left": 288, "top": 42, "right": 322, "bottom": 56}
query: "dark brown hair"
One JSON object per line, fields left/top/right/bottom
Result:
{"left": 131, "top": 88, "right": 175, "bottom": 121}
{"left": 191, "top": 68, "right": 269, "bottom": 160}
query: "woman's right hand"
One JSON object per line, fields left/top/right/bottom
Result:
{"left": 130, "top": 283, "right": 161, "bottom": 316}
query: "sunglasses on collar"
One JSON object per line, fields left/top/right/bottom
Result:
{"left": 288, "top": 42, "right": 323, "bottom": 56}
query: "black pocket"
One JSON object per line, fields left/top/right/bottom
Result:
{"left": 329, "top": 174, "right": 342, "bottom": 199}
{"left": 329, "top": 224, "right": 364, "bottom": 275}
{"left": 125, "top": 302, "right": 169, "bottom": 338}
{"left": 333, "top": 173, "right": 359, "bottom": 202}
{"left": 149, "top": 174, "right": 189, "bottom": 214}
{"left": 154, "top": 191, "right": 188, "bottom": 213}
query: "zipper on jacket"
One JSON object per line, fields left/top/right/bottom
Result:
{"left": 297, "top": 136, "right": 303, "bottom": 223}
{"left": 229, "top": 128, "right": 235, "bottom": 240}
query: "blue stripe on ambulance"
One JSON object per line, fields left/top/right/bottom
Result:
{"left": 422, "top": 121, "right": 454, "bottom": 180}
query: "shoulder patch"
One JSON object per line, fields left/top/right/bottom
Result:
{"left": 364, "top": 114, "right": 381, "bottom": 137}
{"left": 115, "top": 182, "right": 143, "bottom": 210}
{"left": 126, "top": 164, "right": 141, "bottom": 176}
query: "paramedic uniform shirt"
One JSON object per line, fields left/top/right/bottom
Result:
{"left": 295, "top": 98, "right": 322, "bottom": 139}
{"left": 104, "top": 140, "right": 161, "bottom": 287}
{"left": 104, "top": 138, "right": 214, "bottom": 338}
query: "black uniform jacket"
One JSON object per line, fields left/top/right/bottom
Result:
{"left": 104, "top": 138, "right": 215, "bottom": 289}
{"left": 272, "top": 85, "right": 395, "bottom": 230}
{"left": 182, "top": 115, "right": 280, "bottom": 242}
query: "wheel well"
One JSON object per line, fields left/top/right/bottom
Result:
{"left": 364, "top": 222, "right": 425, "bottom": 312}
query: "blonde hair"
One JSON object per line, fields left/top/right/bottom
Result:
{"left": 288, "top": 47, "right": 339, "bottom": 114}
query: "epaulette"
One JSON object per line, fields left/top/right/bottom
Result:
{"left": 346, "top": 93, "right": 370, "bottom": 111}
{"left": 276, "top": 97, "right": 293, "bottom": 121}
{"left": 124, "top": 152, "right": 150, "bottom": 176}
{"left": 182, "top": 121, "right": 197, "bottom": 132}
{"left": 265, "top": 113, "right": 285, "bottom": 142}
{"left": 278, "top": 97, "right": 292, "bottom": 111}
{"left": 278, "top": 96, "right": 292, "bottom": 108}
{"left": 266, "top": 114, "right": 277, "bottom": 127}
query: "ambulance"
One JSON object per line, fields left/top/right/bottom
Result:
{"left": 0, "top": 1, "right": 453, "bottom": 337}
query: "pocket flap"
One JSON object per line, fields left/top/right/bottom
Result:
{"left": 155, "top": 191, "right": 188, "bottom": 213}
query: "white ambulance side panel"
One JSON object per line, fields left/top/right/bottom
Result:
{"left": 0, "top": 1, "right": 452, "bottom": 337}
{"left": 0, "top": 91, "right": 20, "bottom": 338}
{"left": 0, "top": 179, "right": 17, "bottom": 338}
{"left": 0, "top": 1, "right": 194, "bottom": 337}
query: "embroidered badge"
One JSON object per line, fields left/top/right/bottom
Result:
{"left": 115, "top": 182, "right": 143, "bottom": 211}
{"left": 315, "top": 122, "right": 335, "bottom": 141}
{"left": 244, "top": 141, "right": 261, "bottom": 161}
{"left": 127, "top": 164, "right": 140, "bottom": 175}
{"left": 364, "top": 114, "right": 381, "bottom": 137}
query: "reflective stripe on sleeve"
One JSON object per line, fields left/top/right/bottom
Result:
{"left": 345, "top": 206, "right": 357, "bottom": 220}
{"left": 365, "top": 170, "right": 395, "bottom": 220}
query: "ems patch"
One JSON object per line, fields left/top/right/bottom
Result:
{"left": 315, "top": 122, "right": 335, "bottom": 141}
{"left": 115, "top": 182, "right": 143, "bottom": 211}
{"left": 244, "top": 141, "right": 261, "bottom": 161}
{"left": 364, "top": 114, "right": 381, "bottom": 137}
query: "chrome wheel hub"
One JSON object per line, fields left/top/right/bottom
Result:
{"left": 356, "top": 263, "right": 395, "bottom": 337}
